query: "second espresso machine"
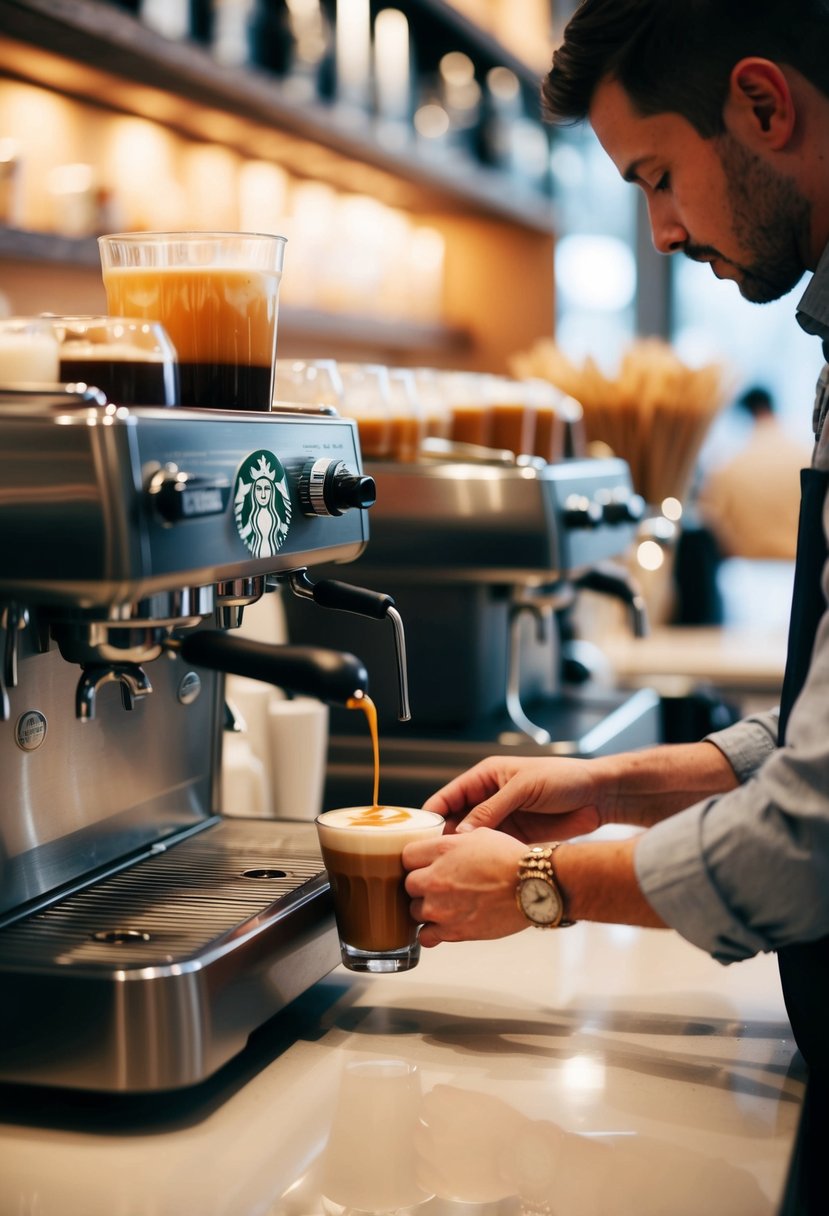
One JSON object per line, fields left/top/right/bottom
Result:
{"left": 0, "top": 385, "right": 408, "bottom": 1093}
{"left": 285, "top": 442, "right": 662, "bottom": 809}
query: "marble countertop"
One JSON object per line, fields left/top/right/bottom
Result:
{"left": 0, "top": 918, "right": 803, "bottom": 1216}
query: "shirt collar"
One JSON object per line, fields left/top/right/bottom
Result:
{"left": 797, "top": 242, "right": 829, "bottom": 344}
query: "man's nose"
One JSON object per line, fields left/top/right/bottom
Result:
{"left": 647, "top": 196, "right": 688, "bottom": 255}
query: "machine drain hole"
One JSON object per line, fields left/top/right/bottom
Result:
{"left": 241, "top": 868, "right": 288, "bottom": 880}
{"left": 92, "top": 929, "right": 152, "bottom": 944}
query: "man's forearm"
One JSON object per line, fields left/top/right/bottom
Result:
{"left": 551, "top": 742, "right": 740, "bottom": 930}
{"left": 593, "top": 740, "right": 739, "bottom": 828}
{"left": 555, "top": 835, "right": 667, "bottom": 928}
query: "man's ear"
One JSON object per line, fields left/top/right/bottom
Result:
{"left": 724, "top": 58, "right": 795, "bottom": 149}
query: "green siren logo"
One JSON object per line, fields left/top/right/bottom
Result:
{"left": 234, "top": 450, "right": 292, "bottom": 558}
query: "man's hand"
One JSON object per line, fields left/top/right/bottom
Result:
{"left": 403, "top": 828, "right": 528, "bottom": 946}
{"left": 422, "top": 755, "right": 605, "bottom": 841}
{"left": 422, "top": 742, "right": 739, "bottom": 838}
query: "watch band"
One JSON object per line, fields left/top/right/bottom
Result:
{"left": 517, "top": 842, "right": 576, "bottom": 927}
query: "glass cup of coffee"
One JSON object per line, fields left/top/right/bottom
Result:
{"left": 98, "top": 231, "right": 286, "bottom": 411}
{"left": 315, "top": 805, "right": 444, "bottom": 973}
{"left": 46, "top": 314, "right": 179, "bottom": 406}
{"left": 336, "top": 362, "right": 394, "bottom": 459}
{"left": 273, "top": 357, "right": 344, "bottom": 411}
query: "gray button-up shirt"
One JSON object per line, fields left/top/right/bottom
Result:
{"left": 634, "top": 249, "right": 829, "bottom": 963}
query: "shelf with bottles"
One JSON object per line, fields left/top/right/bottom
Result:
{"left": 0, "top": 0, "right": 556, "bottom": 370}
{"left": 0, "top": 0, "right": 555, "bottom": 231}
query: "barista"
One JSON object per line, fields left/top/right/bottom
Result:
{"left": 403, "top": 0, "right": 829, "bottom": 1082}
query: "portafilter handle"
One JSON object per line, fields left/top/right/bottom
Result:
{"left": 287, "top": 572, "right": 411, "bottom": 722}
{"left": 177, "top": 632, "right": 369, "bottom": 706}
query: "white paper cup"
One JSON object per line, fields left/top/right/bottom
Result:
{"left": 221, "top": 735, "right": 269, "bottom": 818}
{"left": 267, "top": 696, "right": 329, "bottom": 820}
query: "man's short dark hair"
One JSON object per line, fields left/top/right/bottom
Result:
{"left": 543, "top": 0, "right": 829, "bottom": 137}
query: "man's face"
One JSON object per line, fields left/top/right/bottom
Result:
{"left": 588, "top": 77, "right": 810, "bottom": 303}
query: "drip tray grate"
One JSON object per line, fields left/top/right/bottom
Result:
{"left": 0, "top": 818, "right": 328, "bottom": 970}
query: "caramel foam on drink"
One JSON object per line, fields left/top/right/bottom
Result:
{"left": 347, "top": 807, "right": 413, "bottom": 826}
{"left": 317, "top": 807, "right": 443, "bottom": 850}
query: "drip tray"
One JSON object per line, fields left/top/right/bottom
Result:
{"left": 0, "top": 819, "right": 339, "bottom": 1093}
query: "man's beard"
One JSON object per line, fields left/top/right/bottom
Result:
{"left": 683, "top": 134, "right": 810, "bottom": 304}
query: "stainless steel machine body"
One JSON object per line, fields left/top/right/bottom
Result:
{"left": 284, "top": 454, "right": 661, "bottom": 808}
{"left": 0, "top": 390, "right": 375, "bottom": 1091}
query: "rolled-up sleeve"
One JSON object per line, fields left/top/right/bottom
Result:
{"left": 635, "top": 796, "right": 772, "bottom": 962}
{"left": 705, "top": 709, "right": 779, "bottom": 781}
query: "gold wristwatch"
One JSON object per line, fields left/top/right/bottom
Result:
{"left": 516, "top": 843, "right": 575, "bottom": 928}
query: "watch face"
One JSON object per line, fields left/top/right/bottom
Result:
{"left": 519, "top": 875, "right": 563, "bottom": 926}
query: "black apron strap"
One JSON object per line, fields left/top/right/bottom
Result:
{"left": 777, "top": 467, "right": 829, "bottom": 1071}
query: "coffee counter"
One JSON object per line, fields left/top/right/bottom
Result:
{"left": 0, "top": 860, "right": 804, "bottom": 1216}
{"left": 603, "top": 622, "right": 789, "bottom": 718}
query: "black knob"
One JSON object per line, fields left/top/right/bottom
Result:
{"left": 563, "top": 493, "right": 602, "bottom": 529}
{"left": 300, "top": 458, "right": 376, "bottom": 517}
{"left": 601, "top": 491, "right": 646, "bottom": 525}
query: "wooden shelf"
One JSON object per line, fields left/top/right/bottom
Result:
{"left": 279, "top": 307, "right": 470, "bottom": 359}
{"left": 0, "top": 0, "right": 555, "bottom": 233}
{"left": 0, "top": 226, "right": 101, "bottom": 267}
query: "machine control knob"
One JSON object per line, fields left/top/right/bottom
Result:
{"left": 563, "top": 493, "right": 603, "bottom": 529}
{"left": 299, "top": 458, "right": 376, "bottom": 517}
{"left": 596, "top": 488, "right": 646, "bottom": 525}
{"left": 147, "top": 464, "right": 231, "bottom": 523}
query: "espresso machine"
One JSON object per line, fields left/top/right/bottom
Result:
{"left": 284, "top": 446, "right": 662, "bottom": 808}
{"left": 0, "top": 384, "right": 406, "bottom": 1093}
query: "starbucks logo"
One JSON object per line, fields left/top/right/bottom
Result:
{"left": 234, "top": 449, "right": 292, "bottom": 558}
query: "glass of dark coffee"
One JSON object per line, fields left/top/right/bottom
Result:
{"left": 98, "top": 231, "right": 287, "bottom": 411}
{"left": 47, "top": 315, "right": 179, "bottom": 406}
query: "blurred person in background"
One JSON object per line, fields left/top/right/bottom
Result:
{"left": 403, "top": 1, "right": 829, "bottom": 1139}
{"left": 697, "top": 384, "right": 813, "bottom": 559}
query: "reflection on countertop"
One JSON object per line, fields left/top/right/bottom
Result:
{"left": 0, "top": 923, "right": 804, "bottom": 1216}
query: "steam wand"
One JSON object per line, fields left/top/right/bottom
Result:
{"left": 286, "top": 572, "right": 411, "bottom": 722}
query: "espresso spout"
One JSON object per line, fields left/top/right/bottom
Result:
{"left": 76, "top": 663, "right": 153, "bottom": 721}
{"left": 177, "top": 631, "right": 369, "bottom": 706}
